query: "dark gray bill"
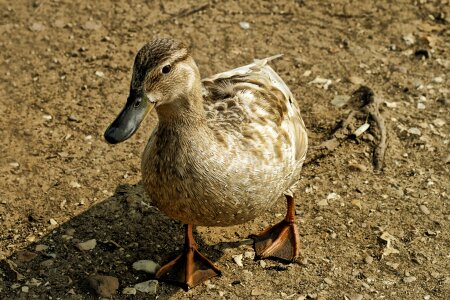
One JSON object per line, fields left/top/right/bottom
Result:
{"left": 104, "top": 94, "right": 155, "bottom": 144}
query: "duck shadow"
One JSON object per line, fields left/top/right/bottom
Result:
{"left": 1, "top": 182, "right": 244, "bottom": 299}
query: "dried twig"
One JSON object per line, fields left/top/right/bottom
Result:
{"left": 304, "top": 86, "right": 387, "bottom": 170}
{"left": 354, "top": 86, "right": 387, "bottom": 171}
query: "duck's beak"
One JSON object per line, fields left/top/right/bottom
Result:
{"left": 104, "top": 94, "right": 155, "bottom": 144}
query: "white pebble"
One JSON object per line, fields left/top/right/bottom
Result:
{"left": 122, "top": 287, "right": 137, "bottom": 295}
{"left": 432, "top": 77, "right": 443, "bottom": 83}
{"left": 417, "top": 102, "right": 426, "bottom": 110}
{"left": 132, "top": 260, "right": 160, "bottom": 274}
{"left": 432, "top": 118, "right": 445, "bottom": 127}
{"left": 76, "top": 239, "right": 96, "bottom": 251}
{"left": 49, "top": 219, "right": 58, "bottom": 225}
{"left": 69, "top": 181, "right": 81, "bottom": 188}
{"left": 239, "top": 22, "right": 250, "bottom": 30}
{"left": 232, "top": 254, "right": 243, "bottom": 267}
{"left": 407, "top": 128, "right": 421, "bottom": 135}
{"left": 95, "top": 70, "right": 104, "bottom": 77}
{"left": 134, "top": 280, "right": 158, "bottom": 294}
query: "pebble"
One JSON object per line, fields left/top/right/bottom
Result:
{"left": 21, "top": 286, "right": 29, "bottom": 293}
{"left": 251, "top": 287, "right": 265, "bottom": 296}
{"left": 403, "top": 276, "right": 417, "bottom": 283}
{"left": 239, "top": 21, "right": 250, "bottom": 30}
{"left": 408, "top": 128, "right": 421, "bottom": 135}
{"left": 349, "top": 76, "right": 364, "bottom": 85}
{"left": 69, "top": 181, "right": 81, "bottom": 188}
{"left": 432, "top": 118, "right": 445, "bottom": 127}
{"left": 49, "top": 218, "right": 57, "bottom": 225}
{"left": 259, "top": 260, "right": 267, "bottom": 268}
{"left": 35, "top": 244, "right": 48, "bottom": 252}
{"left": 384, "top": 101, "right": 398, "bottom": 108}
{"left": 29, "top": 22, "right": 46, "bottom": 32}
{"left": 364, "top": 255, "right": 373, "bottom": 264}
{"left": 122, "top": 287, "right": 137, "bottom": 295}
{"left": 134, "top": 280, "right": 158, "bottom": 294}
{"left": 303, "top": 70, "right": 312, "bottom": 77}
{"left": 232, "top": 254, "right": 243, "bottom": 267}
{"left": 419, "top": 205, "right": 430, "bottom": 215}
{"left": 327, "top": 193, "right": 340, "bottom": 200}
{"left": 88, "top": 275, "right": 119, "bottom": 298}
{"left": 403, "top": 33, "right": 416, "bottom": 45}
{"left": 17, "top": 251, "right": 37, "bottom": 262}
{"left": 348, "top": 294, "right": 364, "bottom": 300}
{"left": 424, "top": 295, "right": 431, "bottom": 300}
{"left": 417, "top": 102, "right": 426, "bottom": 110}
{"left": 132, "top": 260, "right": 160, "bottom": 274}
{"left": 432, "top": 76, "right": 443, "bottom": 83}
{"left": 43, "top": 114, "right": 52, "bottom": 121}
{"left": 83, "top": 21, "right": 102, "bottom": 30}
{"left": 324, "top": 278, "right": 333, "bottom": 285}
{"left": 317, "top": 199, "right": 328, "bottom": 206}
{"left": 308, "top": 77, "right": 332, "bottom": 90}
{"left": 244, "top": 251, "right": 255, "bottom": 260}
{"left": 39, "top": 259, "right": 54, "bottom": 268}
{"left": 68, "top": 115, "right": 79, "bottom": 122}
{"left": 331, "top": 95, "right": 350, "bottom": 108}
{"left": 95, "top": 70, "right": 105, "bottom": 77}
{"left": 76, "top": 239, "right": 96, "bottom": 251}
{"left": 9, "top": 162, "right": 20, "bottom": 168}
{"left": 351, "top": 199, "right": 362, "bottom": 210}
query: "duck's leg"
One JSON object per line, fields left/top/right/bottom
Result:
{"left": 156, "top": 224, "right": 221, "bottom": 290}
{"left": 252, "top": 194, "right": 300, "bottom": 261}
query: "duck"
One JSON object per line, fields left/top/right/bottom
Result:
{"left": 104, "top": 38, "right": 308, "bottom": 289}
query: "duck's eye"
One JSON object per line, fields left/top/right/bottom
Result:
{"left": 161, "top": 64, "right": 171, "bottom": 74}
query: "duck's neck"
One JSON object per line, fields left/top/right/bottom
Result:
{"left": 155, "top": 82, "right": 206, "bottom": 128}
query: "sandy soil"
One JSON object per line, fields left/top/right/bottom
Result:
{"left": 0, "top": 0, "right": 449, "bottom": 299}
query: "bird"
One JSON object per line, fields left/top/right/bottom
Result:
{"left": 104, "top": 38, "right": 308, "bottom": 289}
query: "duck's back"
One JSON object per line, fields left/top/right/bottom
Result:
{"left": 201, "top": 57, "right": 308, "bottom": 171}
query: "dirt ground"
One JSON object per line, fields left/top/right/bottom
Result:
{"left": 0, "top": 0, "right": 449, "bottom": 299}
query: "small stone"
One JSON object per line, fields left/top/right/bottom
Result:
{"left": 68, "top": 115, "right": 79, "bottom": 122}
{"left": 88, "top": 275, "right": 119, "bottom": 298}
{"left": 40, "top": 259, "right": 54, "bottom": 268}
{"left": 35, "top": 244, "right": 48, "bottom": 252}
{"left": 408, "top": 128, "right": 421, "bottom": 136}
{"left": 239, "top": 21, "right": 250, "bottom": 30}
{"left": 417, "top": 102, "right": 426, "bottom": 110}
{"left": 21, "top": 286, "right": 29, "bottom": 293}
{"left": 69, "top": 181, "right": 81, "bottom": 188}
{"left": 331, "top": 95, "right": 350, "bottom": 108}
{"left": 134, "top": 280, "right": 158, "bottom": 294}
{"left": 95, "top": 70, "right": 104, "bottom": 77}
{"left": 317, "top": 199, "right": 328, "bottom": 206}
{"left": 251, "top": 287, "right": 265, "bottom": 296}
{"left": 244, "top": 251, "right": 255, "bottom": 260}
{"left": 122, "top": 287, "right": 137, "bottom": 295}
{"left": 49, "top": 218, "right": 57, "bottom": 225}
{"left": 76, "top": 239, "right": 96, "bottom": 251}
{"left": 9, "top": 162, "right": 20, "bottom": 168}
{"left": 219, "top": 291, "right": 225, "bottom": 297}
{"left": 259, "top": 260, "right": 267, "bottom": 268}
{"left": 83, "top": 21, "right": 102, "bottom": 30}
{"left": 30, "top": 22, "right": 46, "bottom": 32}
{"left": 364, "top": 255, "right": 373, "bottom": 264}
{"left": 303, "top": 70, "right": 312, "bottom": 77}
{"left": 16, "top": 251, "right": 38, "bottom": 262}
{"left": 419, "top": 205, "right": 430, "bottom": 215}
{"left": 403, "top": 276, "right": 417, "bottom": 283}
{"left": 324, "top": 278, "right": 333, "bottom": 285}
{"left": 349, "top": 76, "right": 364, "bottom": 85}
{"left": 432, "top": 77, "right": 443, "bottom": 83}
{"left": 132, "top": 260, "right": 160, "bottom": 274}
{"left": 424, "top": 295, "right": 431, "bottom": 300}
{"left": 403, "top": 33, "right": 416, "bottom": 45}
{"left": 351, "top": 199, "right": 362, "bottom": 210}
{"left": 348, "top": 294, "right": 364, "bottom": 300}
{"left": 432, "top": 118, "right": 445, "bottom": 127}
{"left": 43, "top": 114, "right": 52, "bottom": 120}
{"left": 327, "top": 193, "right": 340, "bottom": 200}
{"left": 384, "top": 101, "right": 398, "bottom": 108}
{"left": 232, "top": 254, "right": 243, "bottom": 267}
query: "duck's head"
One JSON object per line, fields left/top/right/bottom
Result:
{"left": 104, "top": 38, "right": 200, "bottom": 144}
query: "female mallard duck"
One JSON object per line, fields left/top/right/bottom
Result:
{"left": 104, "top": 38, "right": 308, "bottom": 289}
